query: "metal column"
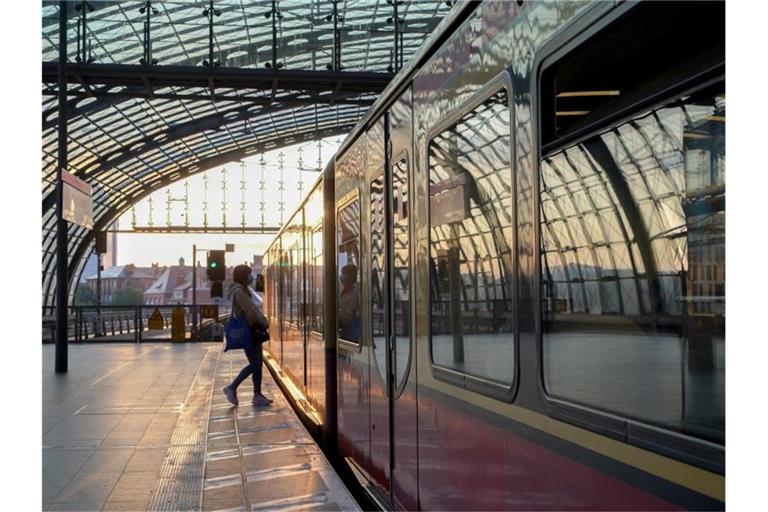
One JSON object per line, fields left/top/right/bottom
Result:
{"left": 96, "top": 251, "right": 102, "bottom": 336}
{"left": 192, "top": 244, "right": 197, "bottom": 336}
{"left": 55, "top": 1, "right": 69, "bottom": 373}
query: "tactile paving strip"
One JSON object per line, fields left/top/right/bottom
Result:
{"left": 147, "top": 347, "right": 219, "bottom": 511}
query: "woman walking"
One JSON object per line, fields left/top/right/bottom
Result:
{"left": 223, "top": 264, "right": 273, "bottom": 406}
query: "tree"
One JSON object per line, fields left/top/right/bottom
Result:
{"left": 74, "top": 284, "right": 97, "bottom": 305}
{"left": 111, "top": 288, "right": 144, "bottom": 306}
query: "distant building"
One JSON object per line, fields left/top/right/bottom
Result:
{"left": 84, "top": 263, "right": 162, "bottom": 304}
{"left": 173, "top": 265, "right": 215, "bottom": 305}
{"left": 143, "top": 258, "right": 227, "bottom": 305}
{"left": 144, "top": 258, "right": 190, "bottom": 306}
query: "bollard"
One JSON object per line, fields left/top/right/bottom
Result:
{"left": 119, "top": 316, "right": 124, "bottom": 334}
{"left": 111, "top": 317, "right": 115, "bottom": 335}
{"left": 134, "top": 310, "right": 140, "bottom": 343}
{"left": 75, "top": 309, "right": 81, "bottom": 342}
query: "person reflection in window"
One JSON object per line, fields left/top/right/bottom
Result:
{"left": 338, "top": 264, "right": 361, "bottom": 342}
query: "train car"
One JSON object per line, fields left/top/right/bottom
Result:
{"left": 263, "top": 176, "right": 333, "bottom": 431}
{"left": 263, "top": 1, "right": 725, "bottom": 510}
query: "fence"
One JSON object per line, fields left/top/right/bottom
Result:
{"left": 42, "top": 304, "right": 231, "bottom": 343}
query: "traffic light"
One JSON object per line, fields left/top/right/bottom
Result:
{"left": 210, "top": 280, "right": 223, "bottom": 298}
{"left": 207, "top": 250, "right": 225, "bottom": 281}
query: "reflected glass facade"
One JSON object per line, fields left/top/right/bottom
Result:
{"left": 541, "top": 83, "right": 725, "bottom": 443}
{"left": 392, "top": 156, "right": 410, "bottom": 389}
{"left": 428, "top": 88, "right": 516, "bottom": 384}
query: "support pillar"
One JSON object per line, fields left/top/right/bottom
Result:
{"left": 96, "top": 251, "right": 102, "bottom": 336}
{"left": 55, "top": 1, "right": 69, "bottom": 373}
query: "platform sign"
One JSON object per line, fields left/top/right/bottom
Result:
{"left": 61, "top": 170, "right": 94, "bottom": 230}
{"left": 200, "top": 305, "right": 217, "bottom": 319}
{"left": 148, "top": 308, "right": 164, "bottom": 330}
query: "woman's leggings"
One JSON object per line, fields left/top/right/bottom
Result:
{"left": 230, "top": 341, "right": 262, "bottom": 395}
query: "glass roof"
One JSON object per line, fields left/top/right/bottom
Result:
{"left": 42, "top": 1, "right": 449, "bottom": 71}
{"left": 41, "top": 0, "right": 454, "bottom": 308}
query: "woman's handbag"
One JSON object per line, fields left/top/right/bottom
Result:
{"left": 252, "top": 326, "right": 270, "bottom": 344}
{"left": 224, "top": 297, "right": 251, "bottom": 352}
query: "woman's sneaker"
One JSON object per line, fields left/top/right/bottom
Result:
{"left": 251, "top": 394, "right": 273, "bottom": 406}
{"left": 223, "top": 386, "right": 238, "bottom": 405}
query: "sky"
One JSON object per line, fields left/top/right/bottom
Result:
{"left": 115, "top": 137, "right": 341, "bottom": 267}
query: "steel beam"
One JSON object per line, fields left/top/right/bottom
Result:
{"left": 41, "top": 63, "right": 394, "bottom": 94}
{"left": 124, "top": 226, "right": 281, "bottom": 234}
{"left": 41, "top": 88, "right": 376, "bottom": 106}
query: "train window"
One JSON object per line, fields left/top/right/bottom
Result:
{"left": 305, "top": 229, "right": 311, "bottom": 331}
{"left": 540, "top": 82, "right": 725, "bottom": 443}
{"left": 392, "top": 155, "right": 411, "bottom": 391}
{"left": 272, "top": 247, "right": 281, "bottom": 322}
{"left": 311, "top": 224, "right": 324, "bottom": 334}
{"left": 280, "top": 247, "right": 290, "bottom": 325}
{"left": 287, "top": 244, "right": 295, "bottom": 324}
{"left": 428, "top": 87, "right": 516, "bottom": 385}
{"left": 266, "top": 256, "right": 273, "bottom": 319}
{"left": 337, "top": 197, "right": 361, "bottom": 344}
{"left": 292, "top": 242, "right": 302, "bottom": 325}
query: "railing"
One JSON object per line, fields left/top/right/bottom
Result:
{"left": 42, "top": 304, "right": 231, "bottom": 343}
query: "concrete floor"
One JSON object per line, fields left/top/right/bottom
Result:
{"left": 42, "top": 343, "right": 357, "bottom": 512}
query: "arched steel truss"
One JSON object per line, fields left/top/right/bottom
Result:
{"left": 41, "top": 0, "right": 454, "bottom": 310}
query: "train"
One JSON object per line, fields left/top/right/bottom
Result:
{"left": 261, "top": 1, "right": 725, "bottom": 510}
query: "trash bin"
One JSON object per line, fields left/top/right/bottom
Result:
{"left": 171, "top": 307, "right": 186, "bottom": 342}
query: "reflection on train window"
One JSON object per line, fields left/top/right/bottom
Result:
{"left": 310, "top": 225, "right": 324, "bottom": 334}
{"left": 291, "top": 243, "right": 302, "bottom": 324}
{"left": 280, "top": 247, "right": 289, "bottom": 324}
{"left": 541, "top": 83, "right": 725, "bottom": 443}
{"left": 337, "top": 198, "right": 361, "bottom": 343}
{"left": 274, "top": 249, "right": 280, "bottom": 320}
{"left": 287, "top": 243, "right": 298, "bottom": 324}
{"left": 392, "top": 156, "right": 411, "bottom": 389}
{"left": 428, "top": 88, "right": 515, "bottom": 384}
{"left": 269, "top": 247, "right": 279, "bottom": 321}
{"left": 371, "top": 175, "right": 387, "bottom": 379}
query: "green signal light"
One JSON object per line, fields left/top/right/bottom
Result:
{"left": 210, "top": 262, "right": 218, "bottom": 268}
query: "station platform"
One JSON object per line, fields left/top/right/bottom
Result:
{"left": 43, "top": 343, "right": 358, "bottom": 512}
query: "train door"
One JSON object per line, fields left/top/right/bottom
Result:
{"left": 367, "top": 86, "right": 417, "bottom": 508}
{"left": 366, "top": 116, "right": 392, "bottom": 501}
{"left": 388, "top": 87, "right": 417, "bottom": 510}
